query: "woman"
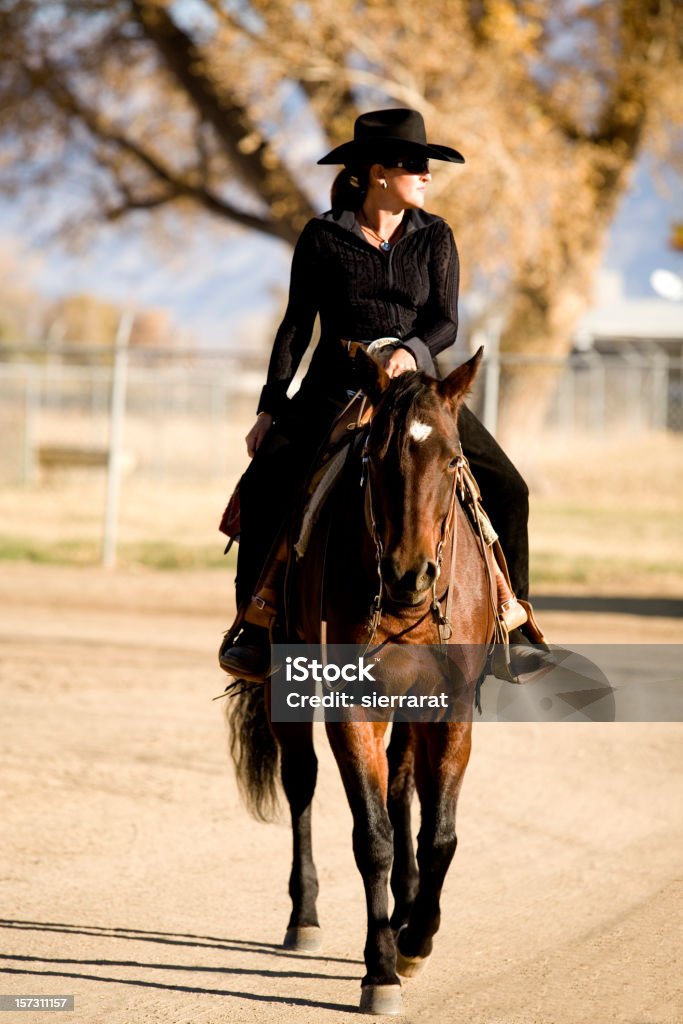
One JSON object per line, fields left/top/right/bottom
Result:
{"left": 220, "top": 108, "right": 533, "bottom": 679}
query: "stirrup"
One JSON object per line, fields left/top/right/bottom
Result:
{"left": 218, "top": 624, "right": 272, "bottom": 681}
{"left": 495, "top": 564, "right": 528, "bottom": 632}
{"left": 499, "top": 594, "right": 528, "bottom": 632}
{"left": 517, "top": 599, "right": 548, "bottom": 646}
{"left": 489, "top": 594, "right": 550, "bottom": 685}
{"left": 489, "top": 635, "right": 554, "bottom": 686}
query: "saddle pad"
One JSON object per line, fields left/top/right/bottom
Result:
{"left": 294, "top": 445, "right": 350, "bottom": 560}
{"left": 218, "top": 477, "right": 241, "bottom": 540}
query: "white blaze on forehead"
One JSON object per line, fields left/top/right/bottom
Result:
{"left": 409, "top": 420, "right": 432, "bottom": 442}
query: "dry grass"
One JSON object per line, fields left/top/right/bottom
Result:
{"left": 524, "top": 432, "right": 683, "bottom": 596}
{"left": 1, "top": 429, "right": 681, "bottom": 597}
{"left": 0, "top": 476, "right": 233, "bottom": 569}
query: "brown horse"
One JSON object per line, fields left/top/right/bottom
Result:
{"left": 227, "top": 345, "right": 495, "bottom": 1015}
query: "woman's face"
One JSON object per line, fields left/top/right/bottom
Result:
{"left": 380, "top": 155, "right": 432, "bottom": 209}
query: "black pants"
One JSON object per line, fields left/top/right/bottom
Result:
{"left": 235, "top": 400, "right": 328, "bottom": 606}
{"left": 457, "top": 405, "right": 529, "bottom": 601}
{"left": 235, "top": 402, "right": 529, "bottom": 607}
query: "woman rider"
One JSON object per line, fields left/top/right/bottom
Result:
{"left": 220, "top": 108, "right": 534, "bottom": 679}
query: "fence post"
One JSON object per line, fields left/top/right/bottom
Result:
{"left": 588, "top": 352, "right": 606, "bottom": 434}
{"left": 651, "top": 349, "right": 669, "bottom": 430}
{"left": 22, "top": 368, "right": 40, "bottom": 485}
{"left": 102, "top": 311, "right": 134, "bottom": 568}
{"left": 479, "top": 320, "right": 501, "bottom": 437}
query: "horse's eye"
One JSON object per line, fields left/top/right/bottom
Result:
{"left": 448, "top": 455, "right": 460, "bottom": 471}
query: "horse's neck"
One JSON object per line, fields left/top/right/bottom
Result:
{"left": 320, "top": 469, "right": 378, "bottom": 639}
{"left": 322, "top": 462, "right": 497, "bottom": 646}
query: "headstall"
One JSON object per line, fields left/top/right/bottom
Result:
{"left": 360, "top": 431, "right": 466, "bottom": 647}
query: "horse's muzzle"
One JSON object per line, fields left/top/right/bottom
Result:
{"left": 382, "top": 557, "right": 437, "bottom": 606}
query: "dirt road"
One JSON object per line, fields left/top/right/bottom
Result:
{"left": 1, "top": 565, "right": 681, "bottom": 1023}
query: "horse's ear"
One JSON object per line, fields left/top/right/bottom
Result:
{"left": 439, "top": 346, "right": 484, "bottom": 406}
{"left": 345, "top": 341, "right": 390, "bottom": 403}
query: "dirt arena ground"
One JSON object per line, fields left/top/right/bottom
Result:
{"left": 1, "top": 562, "right": 681, "bottom": 1023}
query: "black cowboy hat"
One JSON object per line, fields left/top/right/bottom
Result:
{"left": 317, "top": 108, "right": 465, "bottom": 166}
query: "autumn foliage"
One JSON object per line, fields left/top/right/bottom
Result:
{"left": 1, "top": 0, "right": 680, "bottom": 433}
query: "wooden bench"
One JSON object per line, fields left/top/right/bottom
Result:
{"left": 37, "top": 445, "right": 136, "bottom": 475}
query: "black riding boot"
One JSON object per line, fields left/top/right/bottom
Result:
{"left": 457, "top": 405, "right": 551, "bottom": 682}
{"left": 457, "top": 404, "right": 530, "bottom": 601}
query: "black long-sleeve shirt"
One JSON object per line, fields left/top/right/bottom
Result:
{"left": 257, "top": 207, "right": 460, "bottom": 418}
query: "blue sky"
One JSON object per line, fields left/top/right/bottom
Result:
{"left": 1, "top": 155, "right": 681, "bottom": 349}
{"left": 603, "top": 160, "right": 682, "bottom": 296}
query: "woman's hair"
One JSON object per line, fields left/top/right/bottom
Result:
{"left": 330, "top": 165, "right": 369, "bottom": 212}
{"left": 329, "top": 145, "right": 407, "bottom": 211}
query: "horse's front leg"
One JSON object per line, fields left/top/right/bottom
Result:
{"left": 386, "top": 719, "right": 418, "bottom": 934}
{"left": 326, "top": 720, "right": 403, "bottom": 1016}
{"left": 269, "top": 720, "right": 322, "bottom": 951}
{"left": 396, "top": 721, "right": 472, "bottom": 978}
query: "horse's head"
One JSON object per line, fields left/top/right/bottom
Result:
{"left": 350, "top": 344, "right": 483, "bottom": 608}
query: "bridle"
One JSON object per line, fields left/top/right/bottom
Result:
{"left": 360, "top": 429, "right": 466, "bottom": 647}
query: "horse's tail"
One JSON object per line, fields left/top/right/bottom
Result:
{"left": 225, "top": 683, "right": 280, "bottom": 822}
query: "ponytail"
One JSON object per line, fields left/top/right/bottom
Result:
{"left": 330, "top": 166, "right": 368, "bottom": 212}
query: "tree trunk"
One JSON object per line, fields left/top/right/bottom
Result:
{"left": 495, "top": 247, "right": 603, "bottom": 450}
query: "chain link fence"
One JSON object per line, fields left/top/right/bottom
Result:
{"left": 1, "top": 345, "right": 681, "bottom": 487}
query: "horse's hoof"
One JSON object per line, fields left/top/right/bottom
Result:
{"left": 396, "top": 949, "right": 430, "bottom": 978}
{"left": 359, "top": 984, "right": 403, "bottom": 1015}
{"left": 282, "top": 925, "right": 322, "bottom": 952}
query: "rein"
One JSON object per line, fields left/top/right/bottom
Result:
{"left": 361, "top": 434, "right": 466, "bottom": 648}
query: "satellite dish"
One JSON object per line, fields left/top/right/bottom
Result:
{"left": 650, "top": 268, "right": 683, "bottom": 302}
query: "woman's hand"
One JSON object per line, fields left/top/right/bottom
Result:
{"left": 246, "top": 412, "right": 273, "bottom": 458}
{"left": 384, "top": 347, "right": 417, "bottom": 378}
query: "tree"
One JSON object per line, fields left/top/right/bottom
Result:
{"left": 0, "top": 243, "right": 47, "bottom": 344}
{"left": 0, "top": 244, "right": 187, "bottom": 354}
{"left": 1, "top": 0, "right": 681, "bottom": 440}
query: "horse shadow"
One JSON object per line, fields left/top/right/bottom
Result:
{"left": 0, "top": 918, "right": 362, "bottom": 1014}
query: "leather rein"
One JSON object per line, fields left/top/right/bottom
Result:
{"left": 360, "top": 432, "right": 473, "bottom": 648}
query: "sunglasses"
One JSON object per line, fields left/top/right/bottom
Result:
{"left": 389, "top": 157, "right": 430, "bottom": 175}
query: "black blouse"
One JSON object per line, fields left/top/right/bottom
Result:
{"left": 257, "top": 207, "right": 460, "bottom": 418}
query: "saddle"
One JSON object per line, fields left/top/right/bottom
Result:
{"left": 218, "top": 393, "right": 371, "bottom": 655}
{"left": 219, "top": 392, "right": 546, "bottom": 682}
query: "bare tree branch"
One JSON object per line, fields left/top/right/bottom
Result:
{"left": 2, "top": 0, "right": 681, "bottom": 436}
{"left": 19, "top": 55, "right": 280, "bottom": 239}
{"left": 128, "top": 0, "right": 315, "bottom": 240}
